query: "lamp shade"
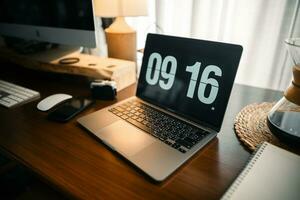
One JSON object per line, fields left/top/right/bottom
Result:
{"left": 94, "top": 0, "right": 148, "bottom": 17}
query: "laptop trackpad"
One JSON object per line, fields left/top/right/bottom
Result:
{"left": 97, "top": 120, "right": 156, "bottom": 157}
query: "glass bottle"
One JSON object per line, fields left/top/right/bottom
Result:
{"left": 267, "top": 38, "right": 300, "bottom": 144}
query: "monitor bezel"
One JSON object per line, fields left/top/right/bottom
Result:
{"left": 0, "top": 0, "right": 97, "bottom": 48}
{"left": 136, "top": 33, "right": 243, "bottom": 132}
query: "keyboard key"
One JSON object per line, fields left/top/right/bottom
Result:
{"left": 120, "top": 115, "right": 128, "bottom": 120}
{"left": 115, "top": 106, "right": 125, "bottom": 112}
{"left": 116, "top": 112, "right": 122, "bottom": 117}
{"left": 126, "top": 118, "right": 151, "bottom": 133}
{"left": 7, "top": 95, "right": 23, "bottom": 102}
{"left": 2, "top": 97, "right": 18, "bottom": 105}
{"left": 7, "top": 91, "right": 29, "bottom": 100}
{"left": 136, "top": 118, "right": 143, "bottom": 122}
{"left": 0, "top": 99, "right": 12, "bottom": 107}
{"left": 184, "top": 137, "right": 198, "bottom": 145}
{"left": 171, "top": 143, "right": 181, "bottom": 149}
{"left": 0, "top": 84, "right": 32, "bottom": 98}
{"left": 176, "top": 139, "right": 193, "bottom": 149}
{"left": 164, "top": 140, "right": 173, "bottom": 146}
{"left": 178, "top": 148, "right": 187, "bottom": 153}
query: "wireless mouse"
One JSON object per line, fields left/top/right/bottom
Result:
{"left": 37, "top": 94, "right": 72, "bottom": 111}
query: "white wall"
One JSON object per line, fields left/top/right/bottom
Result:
{"left": 126, "top": 0, "right": 300, "bottom": 91}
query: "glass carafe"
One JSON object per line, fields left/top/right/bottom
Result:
{"left": 267, "top": 38, "right": 300, "bottom": 144}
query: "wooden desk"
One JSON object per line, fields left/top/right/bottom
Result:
{"left": 0, "top": 63, "right": 297, "bottom": 199}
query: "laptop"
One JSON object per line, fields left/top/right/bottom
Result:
{"left": 78, "top": 34, "right": 243, "bottom": 181}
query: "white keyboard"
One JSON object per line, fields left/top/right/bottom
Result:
{"left": 0, "top": 80, "right": 40, "bottom": 108}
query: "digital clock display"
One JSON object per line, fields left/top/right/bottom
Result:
{"left": 137, "top": 34, "right": 242, "bottom": 131}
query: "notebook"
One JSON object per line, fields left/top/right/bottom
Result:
{"left": 221, "top": 142, "right": 300, "bottom": 200}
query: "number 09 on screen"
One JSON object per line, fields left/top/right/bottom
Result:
{"left": 145, "top": 52, "right": 222, "bottom": 105}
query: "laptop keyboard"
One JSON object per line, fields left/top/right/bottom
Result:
{"left": 108, "top": 99, "right": 210, "bottom": 153}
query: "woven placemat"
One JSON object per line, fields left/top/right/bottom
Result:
{"left": 234, "top": 102, "right": 283, "bottom": 151}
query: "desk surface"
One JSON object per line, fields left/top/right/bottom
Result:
{"left": 0, "top": 63, "right": 298, "bottom": 200}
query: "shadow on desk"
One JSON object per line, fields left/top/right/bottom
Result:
{"left": 0, "top": 153, "right": 67, "bottom": 200}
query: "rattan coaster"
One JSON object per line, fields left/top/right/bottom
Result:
{"left": 234, "top": 102, "right": 283, "bottom": 151}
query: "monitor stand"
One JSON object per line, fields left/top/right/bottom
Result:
{"left": 2, "top": 36, "right": 82, "bottom": 59}
{"left": 0, "top": 41, "right": 136, "bottom": 91}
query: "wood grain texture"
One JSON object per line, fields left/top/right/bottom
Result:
{"left": 0, "top": 62, "right": 299, "bottom": 200}
{"left": 0, "top": 47, "right": 136, "bottom": 91}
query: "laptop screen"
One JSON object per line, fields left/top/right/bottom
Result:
{"left": 137, "top": 34, "right": 243, "bottom": 131}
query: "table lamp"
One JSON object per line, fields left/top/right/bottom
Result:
{"left": 94, "top": 0, "right": 148, "bottom": 62}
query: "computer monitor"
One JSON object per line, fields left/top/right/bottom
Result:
{"left": 0, "top": 0, "right": 96, "bottom": 48}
